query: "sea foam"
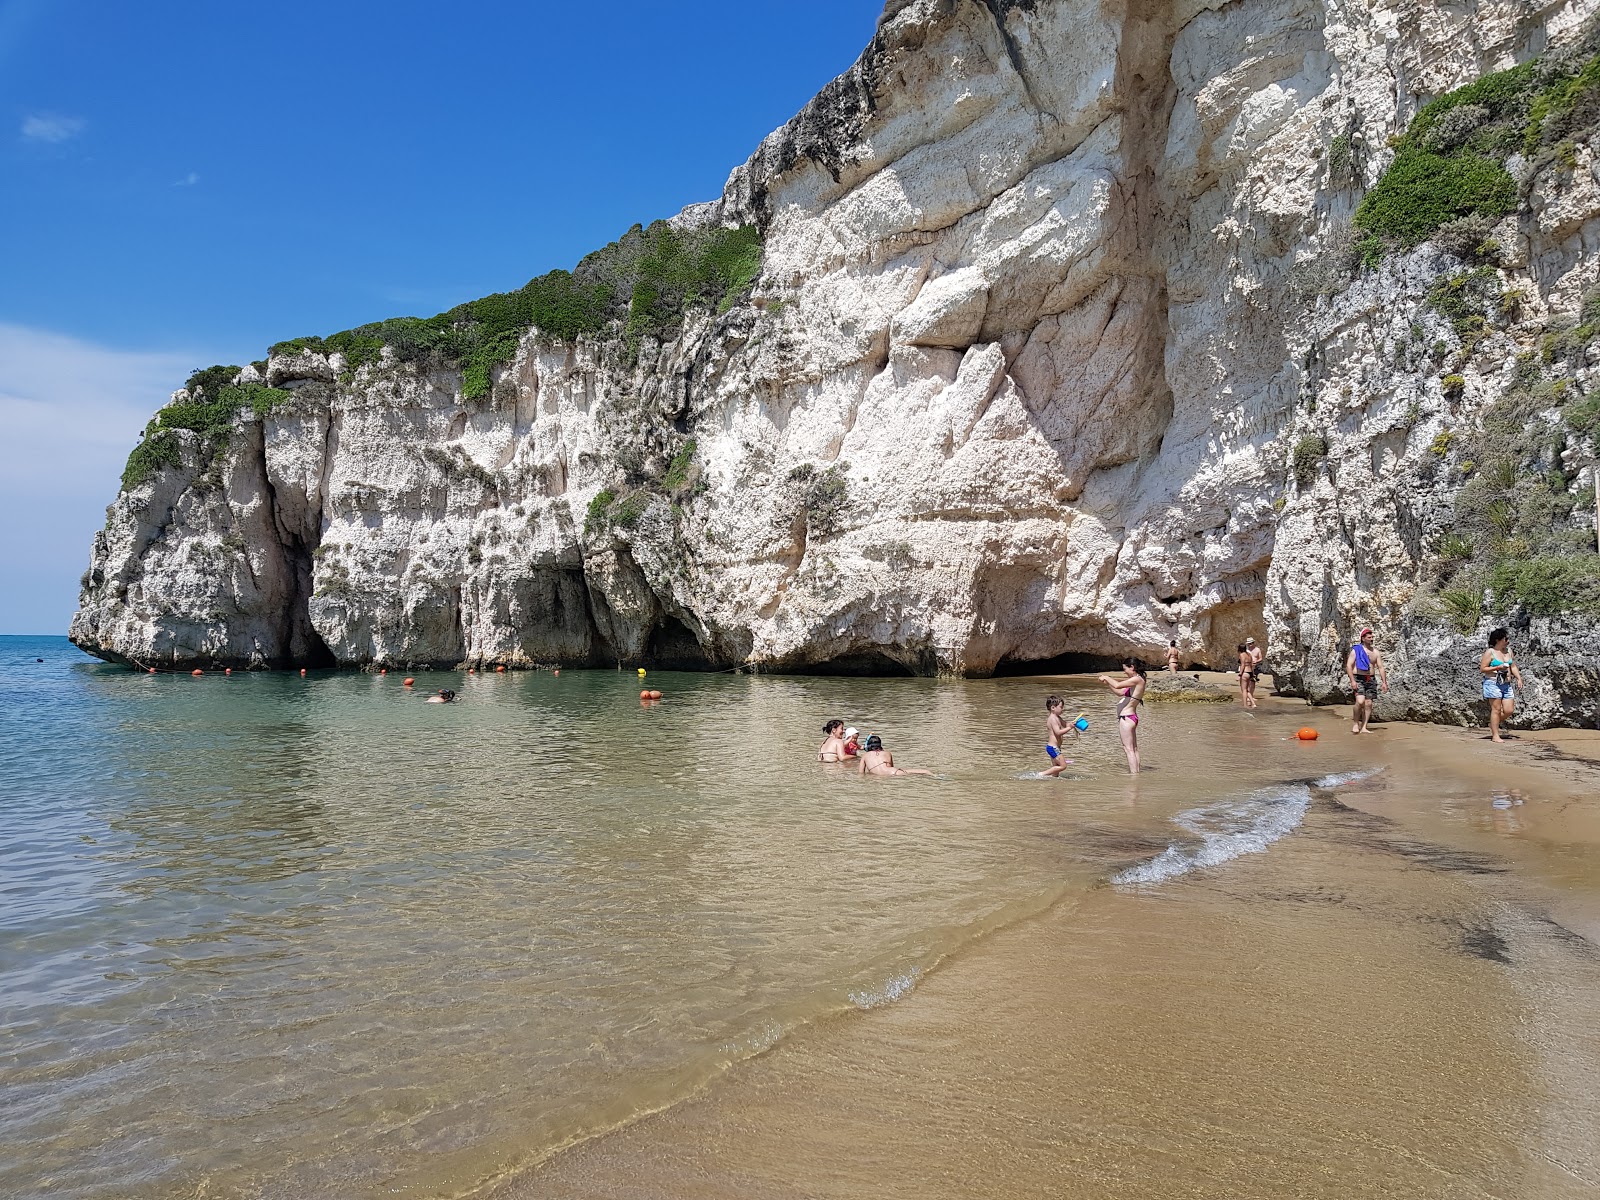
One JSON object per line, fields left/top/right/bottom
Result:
{"left": 849, "top": 966, "right": 924, "bottom": 1010}
{"left": 1113, "top": 767, "right": 1387, "bottom": 886}
{"left": 1113, "top": 784, "right": 1311, "bottom": 886}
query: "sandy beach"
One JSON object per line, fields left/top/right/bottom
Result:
{"left": 494, "top": 688, "right": 1600, "bottom": 1200}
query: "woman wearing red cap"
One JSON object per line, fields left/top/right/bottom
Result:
{"left": 1344, "top": 627, "right": 1387, "bottom": 734}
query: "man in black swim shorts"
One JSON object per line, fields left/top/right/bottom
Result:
{"left": 1344, "top": 626, "right": 1387, "bottom": 734}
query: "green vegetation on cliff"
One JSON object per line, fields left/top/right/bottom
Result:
{"left": 123, "top": 218, "right": 762, "bottom": 493}
{"left": 273, "top": 219, "right": 762, "bottom": 399}
{"left": 1432, "top": 343, "right": 1600, "bottom": 626}
{"left": 1356, "top": 32, "right": 1600, "bottom": 252}
{"left": 121, "top": 368, "right": 292, "bottom": 490}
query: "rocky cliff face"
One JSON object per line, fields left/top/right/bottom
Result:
{"left": 73, "top": 0, "right": 1600, "bottom": 726}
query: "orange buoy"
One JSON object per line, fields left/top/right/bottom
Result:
{"left": 649, "top": 690, "right": 662, "bottom": 700}
{"left": 300, "top": 668, "right": 307, "bottom": 676}
{"left": 1296, "top": 727, "right": 1319, "bottom": 741}
{"left": 147, "top": 667, "right": 157, "bottom": 674}
{"left": 496, "top": 665, "right": 506, "bottom": 673}
{"left": 224, "top": 668, "right": 232, "bottom": 675}
{"left": 191, "top": 668, "right": 204, "bottom": 676}
{"left": 553, "top": 668, "right": 560, "bottom": 676}
{"left": 468, "top": 668, "right": 476, "bottom": 674}
{"left": 640, "top": 690, "right": 651, "bottom": 699}
{"left": 404, "top": 677, "right": 415, "bottom": 687}
{"left": 379, "top": 668, "right": 387, "bottom": 676}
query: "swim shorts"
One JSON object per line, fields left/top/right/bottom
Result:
{"left": 1482, "top": 679, "right": 1513, "bottom": 701}
{"left": 1355, "top": 674, "right": 1379, "bottom": 700}
{"left": 1045, "top": 745, "right": 1059, "bottom": 760}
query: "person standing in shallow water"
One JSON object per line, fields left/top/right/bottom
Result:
{"left": 1236, "top": 643, "right": 1257, "bottom": 709}
{"left": 1097, "top": 658, "right": 1146, "bottom": 774}
{"left": 1480, "top": 627, "right": 1524, "bottom": 743}
{"left": 1042, "top": 695, "right": 1073, "bottom": 778}
{"left": 1344, "top": 626, "right": 1388, "bottom": 734}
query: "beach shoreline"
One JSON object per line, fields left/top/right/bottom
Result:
{"left": 485, "top": 705, "right": 1600, "bottom": 1200}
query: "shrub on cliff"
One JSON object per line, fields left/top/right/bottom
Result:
{"left": 1355, "top": 150, "right": 1517, "bottom": 248}
{"left": 787, "top": 462, "right": 850, "bottom": 537}
{"left": 272, "top": 221, "right": 763, "bottom": 398}
{"left": 662, "top": 440, "right": 701, "bottom": 495}
{"left": 120, "top": 378, "right": 294, "bottom": 491}
{"left": 1430, "top": 373, "right": 1600, "bottom": 618}
{"left": 1355, "top": 37, "right": 1600, "bottom": 254}
{"left": 621, "top": 223, "right": 763, "bottom": 354}
{"left": 1292, "top": 435, "right": 1328, "bottom": 488}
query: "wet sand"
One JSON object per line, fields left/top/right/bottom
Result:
{"left": 492, "top": 695, "right": 1600, "bottom": 1200}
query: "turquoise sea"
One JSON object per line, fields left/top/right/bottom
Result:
{"left": 6, "top": 635, "right": 1596, "bottom": 1200}
{"left": 0, "top": 635, "right": 1162, "bottom": 1198}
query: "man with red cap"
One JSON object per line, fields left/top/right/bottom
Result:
{"left": 1344, "top": 626, "right": 1388, "bottom": 734}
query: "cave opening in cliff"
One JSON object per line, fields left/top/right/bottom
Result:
{"left": 784, "top": 650, "right": 917, "bottom": 677}
{"left": 992, "top": 651, "right": 1127, "bottom": 677}
{"left": 300, "top": 629, "right": 338, "bottom": 670}
{"left": 645, "top": 616, "right": 716, "bottom": 671}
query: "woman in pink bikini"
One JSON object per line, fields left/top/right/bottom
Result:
{"left": 1097, "top": 657, "right": 1147, "bottom": 775}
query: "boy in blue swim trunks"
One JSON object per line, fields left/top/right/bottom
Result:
{"left": 1043, "top": 695, "right": 1074, "bottom": 778}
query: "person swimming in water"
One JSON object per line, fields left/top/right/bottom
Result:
{"left": 1042, "top": 694, "right": 1073, "bottom": 778}
{"left": 818, "top": 720, "right": 850, "bottom": 762}
{"left": 857, "top": 734, "right": 934, "bottom": 777}
{"left": 1097, "top": 657, "right": 1147, "bottom": 774}
{"left": 425, "top": 689, "right": 457, "bottom": 704}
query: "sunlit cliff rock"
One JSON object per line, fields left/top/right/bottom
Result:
{"left": 73, "top": 0, "right": 1600, "bottom": 726}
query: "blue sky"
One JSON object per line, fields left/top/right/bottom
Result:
{"left": 0, "top": 0, "right": 878, "bottom": 634}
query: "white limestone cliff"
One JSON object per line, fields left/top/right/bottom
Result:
{"left": 72, "top": 0, "right": 1600, "bottom": 726}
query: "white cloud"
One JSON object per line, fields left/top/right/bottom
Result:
{"left": 0, "top": 324, "right": 203, "bottom": 633}
{"left": 20, "top": 112, "right": 85, "bottom": 143}
{"left": 173, "top": 171, "right": 199, "bottom": 187}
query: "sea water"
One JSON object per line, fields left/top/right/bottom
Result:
{"left": 5, "top": 636, "right": 1544, "bottom": 1200}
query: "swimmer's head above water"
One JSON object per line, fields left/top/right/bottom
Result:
{"left": 864, "top": 734, "right": 884, "bottom": 752}
{"left": 822, "top": 719, "right": 844, "bottom": 737}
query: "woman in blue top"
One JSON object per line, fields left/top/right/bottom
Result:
{"left": 1479, "top": 627, "right": 1524, "bottom": 743}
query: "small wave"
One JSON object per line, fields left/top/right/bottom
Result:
{"left": 848, "top": 966, "right": 923, "bottom": 1009}
{"left": 1311, "top": 766, "right": 1386, "bottom": 789}
{"left": 717, "top": 1020, "right": 784, "bottom": 1058}
{"left": 1113, "top": 783, "right": 1310, "bottom": 886}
